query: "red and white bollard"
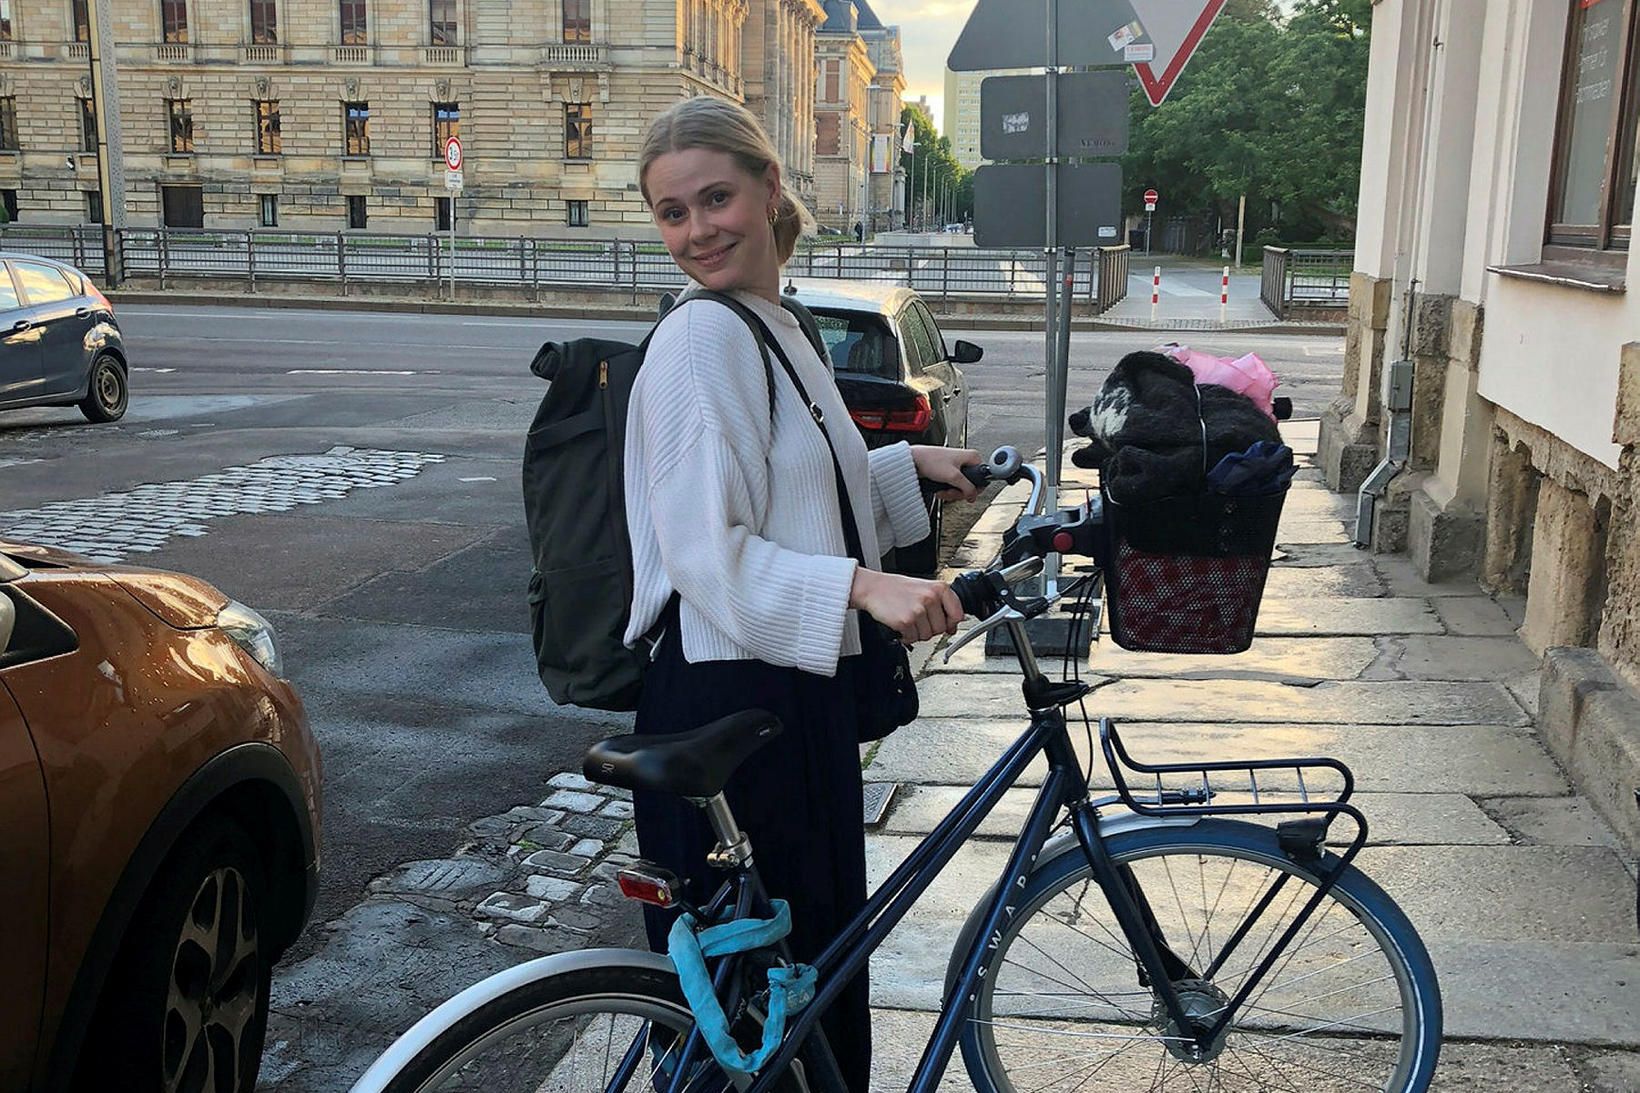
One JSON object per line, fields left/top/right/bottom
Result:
{"left": 1220, "top": 266, "right": 1230, "bottom": 322}
{"left": 1150, "top": 266, "right": 1161, "bottom": 321}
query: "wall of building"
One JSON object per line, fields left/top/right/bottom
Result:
{"left": 0, "top": 0, "right": 780, "bottom": 236}
{"left": 1325, "top": 0, "right": 1640, "bottom": 848}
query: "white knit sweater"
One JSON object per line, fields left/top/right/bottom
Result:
{"left": 622, "top": 288, "right": 931, "bottom": 675}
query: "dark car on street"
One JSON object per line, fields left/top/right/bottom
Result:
{"left": 783, "top": 278, "right": 981, "bottom": 576}
{"left": 0, "top": 540, "right": 321, "bottom": 1093}
{"left": 0, "top": 253, "right": 129, "bottom": 423}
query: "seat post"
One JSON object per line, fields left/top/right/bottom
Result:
{"left": 695, "top": 793, "right": 754, "bottom": 869}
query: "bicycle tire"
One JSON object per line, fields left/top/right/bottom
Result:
{"left": 954, "top": 818, "right": 1442, "bottom": 1093}
{"left": 373, "top": 961, "right": 817, "bottom": 1093}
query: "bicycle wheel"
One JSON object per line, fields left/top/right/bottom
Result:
{"left": 378, "top": 962, "right": 740, "bottom": 1093}
{"left": 957, "top": 819, "right": 1441, "bottom": 1093}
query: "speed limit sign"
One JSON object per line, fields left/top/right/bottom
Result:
{"left": 444, "top": 136, "right": 463, "bottom": 172}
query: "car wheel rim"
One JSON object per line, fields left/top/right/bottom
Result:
{"left": 164, "top": 866, "right": 260, "bottom": 1093}
{"left": 97, "top": 364, "right": 123, "bottom": 412}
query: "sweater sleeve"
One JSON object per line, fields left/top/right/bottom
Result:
{"left": 868, "top": 441, "right": 931, "bottom": 551}
{"left": 632, "top": 301, "right": 859, "bottom": 674}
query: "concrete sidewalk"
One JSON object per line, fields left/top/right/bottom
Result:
{"left": 864, "top": 421, "right": 1640, "bottom": 1089}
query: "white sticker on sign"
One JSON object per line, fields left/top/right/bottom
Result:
{"left": 1099, "top": 226, "right": 1118, "bottom": 238}
{"left": 1124, "top": 43, "right": 1155, "bottom": 63}
{"left": 1001, "top": 112, "right": 1030, "bottom": 134}
{"left": 1107, "top": 20, "right": 1143, "bottom": 51}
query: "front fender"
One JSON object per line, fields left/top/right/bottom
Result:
{"left": 348, "top": 948, "right": 676, "bottom": 1093}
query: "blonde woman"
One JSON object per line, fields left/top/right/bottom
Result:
{"left": 623, "top": 96, "right": 981, "bottom": 1087}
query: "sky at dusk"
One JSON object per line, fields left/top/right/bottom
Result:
{"left": 868, "top": 0, "right": 975, "bottom": 131}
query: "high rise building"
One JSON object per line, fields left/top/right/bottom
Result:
{"left": 942, "top": 65, "right": 1029, "bottom": 169}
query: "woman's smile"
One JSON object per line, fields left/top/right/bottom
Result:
{"left": 691, "top": 240, "right": 737, "bottom": 269}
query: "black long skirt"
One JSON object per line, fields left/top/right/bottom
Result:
{"left": 633, "top": 618, "right": 871, "bottom": 1091}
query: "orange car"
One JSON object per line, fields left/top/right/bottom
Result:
{"left": 0, "top": 539, "right": 321, "bottom": 1093}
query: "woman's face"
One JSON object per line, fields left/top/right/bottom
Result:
{"left": 646, "top": 147, "right": 780, "bottom": 298}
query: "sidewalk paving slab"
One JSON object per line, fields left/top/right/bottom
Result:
{"left": 868, "top": 721, "right": 1570, "bottom": 797}
{"left": 1253, "top": 596, "right": 1443, "bottom": 634}
{"left": 938, "top": 635, "right": 1382, "bottom": 680}
{"left": 880, "top": 785, "right": 1511, "bottom": 846}
{"left": 913, "top": 676, "right": 1531, "bottom": 725}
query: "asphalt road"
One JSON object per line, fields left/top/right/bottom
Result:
{"left": 0, "top": 301, "right": 1344, "bottom": 1087}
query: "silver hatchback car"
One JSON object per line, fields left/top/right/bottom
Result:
{"left": 0, "top": 253, "right": 128, "bottom": 423}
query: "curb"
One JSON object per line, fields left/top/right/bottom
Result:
{"left": 1538, "top": 647, "right": 1640, "bottom": 858}
{"left": 105, "top": 290, "right": 1346, "bottom": 337}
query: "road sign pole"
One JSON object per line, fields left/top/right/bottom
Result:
{"left": 1220, "top": 264, "right": 1229, "bottom": 321}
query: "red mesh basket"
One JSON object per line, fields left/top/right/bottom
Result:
{"left": 1102, "top": 486, "right": 1288, "bottom": 654}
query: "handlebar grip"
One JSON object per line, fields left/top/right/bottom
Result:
{"left": 950, "top": 571, "right": 991, "bottom": 618}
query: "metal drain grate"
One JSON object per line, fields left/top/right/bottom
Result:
{"left": 862, "top": 781, "right": 898, "bottom": 827}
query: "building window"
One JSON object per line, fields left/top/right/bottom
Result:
{"left": 566, "top": 199, "right": 588, "bottom": 227}
{"left": 162, "top": 0, "right": 188, "bottom": 42}
{"left": 0, "top": 189, "right": 15, "bottom": 222}
{"left": 346, "top": 194, "right": 367, "bottom": 229}
{"left": 565, "top": 101, "right": 591, "bottom": 159}
{"left": 85, "top": 189, "right": 103, "bottom": 224}
{"left": 435, "top": 196, "right": 452, "bottom": 230}
{"left": 0, "top": 0, "right": 14, "bottom": 41}
{"left": 256, "top": 99, "right": 281, "bottom": 154}
{"left": 168, "top": 98, "right": 193, "bottom": 153}
{"left": 250, "top": 0, "right": 277, "bottom": 44}
{"left": 563, "top": 0, "right": 590, "bottom": 42}
{"left": 340, "top": 0, "right": 367, "bottom": 44}
{"left": 824, "top": 61, "right": 839, "bottom": 103}
{"left": 80, "top": 98, "right": 97, "bottom": 153}
{"left": 161, "top": 184, "right": 203, "bottom": 227}
{"left": 72, "top": 0, "right": 88, "bottom": 41}
{"left": 0, "top": 97, "right": 18, "bottom": 152}
{"left": 259, "top": 193, "right": 278, "bottom": 226}
{"left": 1548, "top": 0, "right": 1640, "bottom": 253}
{"left": 343, "top": 100, "right": 369, "bottom": 156}
{"left": 432, "top": 101, "right": 459, "bottom": 158}
{"left": 429, "top": 0, "right": 456, "bottom": 45}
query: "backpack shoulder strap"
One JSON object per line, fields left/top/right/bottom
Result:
{"left": 777, "top": 296, "right": 831, "bottom": 369}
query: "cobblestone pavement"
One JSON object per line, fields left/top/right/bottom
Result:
{"left": 0, "top": 446, "right": 444, "bottom": 563}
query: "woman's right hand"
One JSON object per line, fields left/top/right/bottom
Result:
{"left": 849, "top": 567, "right": 965, "bottom": 644}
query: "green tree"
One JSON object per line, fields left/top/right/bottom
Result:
{"left": 901, "top": 104, "right": 972, "bottom": 225}
{"left": 1120, "top": 0, "right": 1369, "bottom": 246}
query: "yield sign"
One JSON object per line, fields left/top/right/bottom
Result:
{"left": 1130, "top": 0, "right": 1227, "bottom": 106}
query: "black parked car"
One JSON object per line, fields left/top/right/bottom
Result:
{"left": 783, "top": 278, "right": 981, "bottom": 577}
{"left": 0, "top": 253, "right": 128, "bottom": 423}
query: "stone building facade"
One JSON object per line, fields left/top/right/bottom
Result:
{"left": 1321, "top": 0, "right": 1640, "bottom": 851}
{"left": 811, "top": 0, "right": 871, "bottom": 230}
{"left": 853, "top": 0, "right": 902, "bottom": 230}
{"left": 741, "top": 0, "right": 823, "bottom": 201}
{"left": 0, "top": 0, "right": 819, "bottom": 236}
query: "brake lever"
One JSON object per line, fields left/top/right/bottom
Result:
{"left": 942, "top": 604, "right": 1019, "bottom": 663}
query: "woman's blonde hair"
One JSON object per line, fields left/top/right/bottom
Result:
{"left": 638, "top": 96, "right": 814, "bottom": 264}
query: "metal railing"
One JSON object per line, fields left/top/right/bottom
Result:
{"left": 1094, "top": 245, "right": 1131, "bottom": 314}
{"left": 1262, "top": 246, "right": 1351, "bottom": 317}
{"left": 0, "top": 224, "right": 1138, "bottom": 307}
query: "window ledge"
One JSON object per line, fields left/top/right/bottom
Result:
{"left": 1488, "top": 260, "right": 1626, "bottom": 294}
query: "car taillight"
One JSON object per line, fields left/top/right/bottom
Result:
{"left": 848, "top": 393, "right": 932, "bottom": 433}
{"left": 88, "top": 283, "right": 114, "bottom": 317}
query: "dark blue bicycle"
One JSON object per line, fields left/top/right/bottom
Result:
{"left": 352, "top": 446, "right": 1442, "bottom": 1093}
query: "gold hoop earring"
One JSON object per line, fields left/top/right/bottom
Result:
{"left": 767, "top": 206, "right": 779, "bottom": 227}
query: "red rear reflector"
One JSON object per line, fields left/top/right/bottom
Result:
{"left": 848, "top": 393, "right": 931, "bottom": 433}
{"left": 617, "top": 868, "right": 677, "bottom": 908}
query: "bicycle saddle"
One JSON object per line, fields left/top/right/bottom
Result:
{"left": 582, "top": 710, "right": 784, "bottom": 798}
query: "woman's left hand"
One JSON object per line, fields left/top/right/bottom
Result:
{"left": 911, "top": 445, "right": 984, "bottom": 502}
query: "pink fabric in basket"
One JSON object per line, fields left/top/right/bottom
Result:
{"left": 1161, "top": 344, "right": 1279, "bottom": 421}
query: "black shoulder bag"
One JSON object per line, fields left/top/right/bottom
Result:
{"left": 741, "top": 311, "right": 919, "bottom": 743}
